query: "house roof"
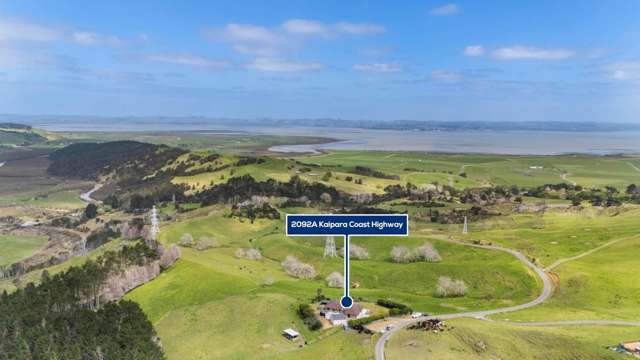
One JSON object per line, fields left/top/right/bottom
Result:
{"left": 326, "top": 300, "right": 341, "bottom": 311}
{"left": 328, "top": 312, "right": 347, "bottom": 320}
{"left": 283, "top": 328, "right": 300, "bottom": 337}
{"left": 344, "top": 304, "right": 363, "bottom": 317}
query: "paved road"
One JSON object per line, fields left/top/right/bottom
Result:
{"left": 375, "top": 238, "right": 554, "bottom": 360}
{"left": 80, "top": 183, "right": 103, "bottom": 204}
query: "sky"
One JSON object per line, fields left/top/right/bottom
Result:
{"left": 0, "top": 0, "right": 639, "bottom": 122}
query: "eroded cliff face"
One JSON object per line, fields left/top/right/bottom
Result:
{"left": 101, "top": 262, "right": 161, "bottom": 302}
{"left": 100, "top": 244, "right": 180, "bottom": 303}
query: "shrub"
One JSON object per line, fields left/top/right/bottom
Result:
{"left": 348, "top": 313, "right": 386, "bottom": 330}
{"left": 320, "top": 192, "right": 332, "bottom": 204}
{"left": 261, "top": 275, "right": 274, "bottom": 287}
{"left": 414, "top": 243, "right": 441, "bottom": 262}
{"left": 325, "top": 272, "right": 344, "bottom": 288}
{"left": 297, "top": 304, "right": 322, "bottom": 331}
{"left": 435, "top": 276, "right": 467, "bottom": 297}
{"left": 339, "top": 243, "right": 369, "bottom": 260}
{"left": 195, "top": 237, "right": 218, "bottom": 251}
{"left": 390, "top": 246, "right": 412, "bottom": 263}
{"left": 235, "top": 248, "right": 263, "bottom": 260}
{"left": 376, "top": 299, "right": 412, "bottom": 315}
{"left": 281, "top": 255, "right": 316, "bottom": 279}
{"left": 178, "top": 233, "right": 194, "bottom": 247}
{"left": 244, "top": 248, "right": 262, "bottom": 260}
{"left": 390, "top": 243, "right": 441, "bottom": 263}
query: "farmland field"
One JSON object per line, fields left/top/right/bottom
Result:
{"left": 0, "top": 234, "right": 48, "bottom": 266}
{"left": 2, "top": 132, "right": 640, "bottom": 360}
{"left": 386, "top": 318, "right": 639, "bottom": 360}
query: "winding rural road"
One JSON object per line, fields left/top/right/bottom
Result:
{"left": 375, "top": 236, "right": 640, "bottom": 359}
{"left": 375, "top": 238, "right": 555, "bottom": 360}
{"left": 79, "top": 183, "right": 103, "bottom": 204}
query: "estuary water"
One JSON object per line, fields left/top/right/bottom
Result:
{"left": 25, "top": 118, "right": 640, "bottom": 155}
{"left": 267, "top": 128, "right": 640, "bottom": 155}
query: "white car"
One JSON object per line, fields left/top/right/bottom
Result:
{"left": 411, "top": 312, "right": 423, "bottom": 319}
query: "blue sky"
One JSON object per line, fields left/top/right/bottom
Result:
{"left": 0, "top": 0, "right": 639, "bottom": 122}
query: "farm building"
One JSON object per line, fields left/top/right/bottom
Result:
{"left": 344, "top": 304, "right": 370, "bottom": 319}
{"left": 325, "top": 312, "right": 348, "bottom": 326}
{"left": 282, "top": 328, "right": 300, "bottom": 340}
{"left": 319, "top": 300, "right": 371, "bottom": 324}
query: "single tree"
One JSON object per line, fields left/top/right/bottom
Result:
{"left": 84, "top": 203, "right": 98, "bottom": 219}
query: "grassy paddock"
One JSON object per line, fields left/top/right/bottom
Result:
{"left": 386, "top": 318, "right": 638, "bottom": 360}
{"left": 0, "top": 234, "right": 48, "bottom": 266}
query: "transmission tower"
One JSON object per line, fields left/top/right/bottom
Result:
{"left": 324, "top": 236, "right": 337, "bottom": 258}
{"left": 150, "top": 205, "right": 160, "bottom": 241}
{"left": 462, "top": 216, "right": 468, "bottom": 234}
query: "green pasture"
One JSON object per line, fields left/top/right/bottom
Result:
{"left": 494, "top": 234, "right": 640, "bottom": 322}
{"left": 0, "top": 234, "right": 48, "bottom": 266}
{"left": 386, "top": 318, "right": 638, "bottom": 360}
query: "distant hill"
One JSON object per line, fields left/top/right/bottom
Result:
{"left": 0, "top": 123, "right": 32, "bottom": 130}
{"left": 48, "top": 141, "right": 183, "bottom": 180}
{"left": 0, "top": 123, "right": 46, "bottom": 146}
{"left": 4, "top": 115, "right": 640, "bottom": 133}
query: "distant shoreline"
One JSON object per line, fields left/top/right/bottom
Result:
{"left": 6, "top": 118, "right": 640, "bottom": 156}
{"left": 4, "top": 115, "right": 640, "bottom": 133}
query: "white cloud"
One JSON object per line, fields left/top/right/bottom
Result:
{"left": 220, "top": 23, "right": 283, "bottom": 45}
{"left": 209, "top": 20, "right": 385, "bottom": 57}
{"left": 205, "top": 23, "right": 286, "bottom": 56}
{"left": 71, "top": 31, "right": 126, "bottom": 47}
{"left": 246, "top": 57, "right": 324, "bottom": 72}
{"left": 0, "top": 17, "right": 61, "bottom": 42}
{"left": 0, "top": 43, "right": 58, "bottom": 68}
{"left": 353, "top": 63, "right": 402, "bottom": 73}
{"left": 604, "top": 61, "right": 640, "bottom": 81}
{"left": 232, "top": 44, "right": 279, "bottom": 57}
{"left": 491, "top": 46, "right": 574, "bottom": 60}
{"left": 282, "top": 19, "right": 330, "bottom": 36}
{"left": 429, "top": 4, "right": 460, "bottom": 16}
{"left": 284, "top": 20, "right": 385, "bottom": 36}
{"left": 72, "top": 31, "right": 99, "bottom": 45}
{"left": 334, "top": 22, "right": 386, "bottom": 35}
{"left": 0, "top": 17, "right": 126, "bottom": 48}
{"left": 430, "top": 70, "right": 462, "bottom": 83}
{"left": 464, "top": 45, "right": 484, "bottom": 57}
{"left": 149, "top": 54, "right": 229, "bottom": 68}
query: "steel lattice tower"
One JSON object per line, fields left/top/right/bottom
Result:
{"left": 462, "top": 216, "right": 468, "bottom": 234}
{"left": 324, "top": 236, "right": 337, "bottom": 258}
{"left": 150, "top": 205, "right": 160, "bottom": 241}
